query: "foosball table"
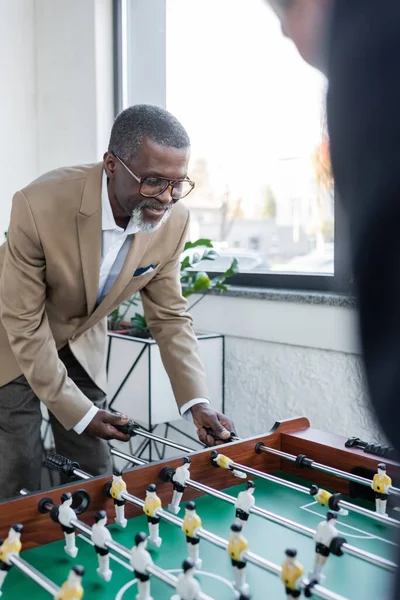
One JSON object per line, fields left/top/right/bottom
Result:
{"left": 0, "top": 417, "right": 399, "bottom": 600}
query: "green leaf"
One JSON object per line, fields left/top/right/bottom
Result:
{"left": 222, "top": 257, "right": 239, "bottom": 279}
{"left": 213, "top": 283, "right": 228, "bottom": 292}
{"left": 183, "top": 239, "right": 213, "bottom": 251}
{"left": 130, "top": 313, "right": 148, "bottom": 331}
{"left": 180, "top": 255, "right": 192, "bottom": 270}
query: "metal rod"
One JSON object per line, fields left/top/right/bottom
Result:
{"left": 259, "top": 445, "right": 400, "bottom": 496}
{"left": 9, "top": 556, "right": 60, "bottom": 596}
{"left": 73, "top": 468, "right": 91, "bottom": 481}
{"left": 110, "top": 447, "right": 147, "bottom": 466}
{"left": 131, "top": 429, "right": 195, "bottom": 454}
{"left": 187, "top": 478, "right": 396, "bottom": 571}
{"left": 228, "top": 461, "right": 400, "bottom": 529}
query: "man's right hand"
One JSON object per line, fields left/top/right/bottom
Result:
{"left": 85, "top": 410, "right": 131, "bottom": 442}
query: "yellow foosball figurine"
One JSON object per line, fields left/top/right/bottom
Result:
{"left": 143, "top": 484, "right": 162, "bottom": 547}
{"left": 281, "top": 549, "right": 304, "bottom": 599}
{"left": 309, "top": 485, "right": 348, "bottom": 516}
{"left": 111, "top": 470, "right": 128, "bottom": 528}
{"left": 182, "top": 501, "right": 202, "bottom": 569}
{"left": 371, "top": 463, "right": 392, "bottom": 515}
{"left": 227, "top": 523, "right": 250, "bottom": 595}
{"left": 54, "top": 566, "right": 84, "bottom": 600}
{"left": 210, "top": 451, "right": 247, "bottom": 479}
{"left": 0, "top": 524, "right": 23, "bottom": 596}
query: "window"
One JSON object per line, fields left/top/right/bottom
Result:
{"left": 114, "top": 0, "right": 350, "bottom": 292}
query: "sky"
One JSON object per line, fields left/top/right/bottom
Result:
{"left": 166, "top": 0, "right": 327, "bottom": 207}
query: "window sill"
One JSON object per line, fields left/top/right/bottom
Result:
{"left": 204, "top": 286, "right": 356, "bottom": 308}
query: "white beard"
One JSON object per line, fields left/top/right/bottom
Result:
{"left": 130, "top": 201, "right": 173, "bottom": 233}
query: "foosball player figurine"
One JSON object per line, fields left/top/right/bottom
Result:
{"left": 281, "top": 549, "right": 304, "bottom": 599}
{"left": 0, "top": 524, "right": 23, "bottom": 596}
{"left": 309, "top": 485, "right": 348, "bottom": 516}
{"left": 235, "top": 481, "right": 256, "bottom": 528}
{"left": 91, "top": 510, "right": 112, "bottom": 582}
{"left": 227, "top": 523, "right": 250, "bottom": 595}
{"left": 210, "top": 450, "right": 247, "bottom": 479}
{"left": 168, "top": 457, "right": 192, "bottom": 515}
{"left": 310, "top": 511, "right": 347, "bottom": 584}
{"left": 170, "top": 558, "right": 202, "bottom": 600}
{"left": 130, "top": 533, "right": 154, "bottom": 600}
{"left": 371, "top": 463, "right": 392, "bottom": 515}
{"left": 54, "top": 565, "right": 85, "bottom": 600}
{"left": 111, "top": 469, "right": 128, "bottom": 528}
{"left": 59, "top": 492, "right": 79, "bottom": 558}
{"left": 143, "top": 484, "right": 162, "bottom": 547}
{"left": 182, "top": 501, "right": 202, "bottom": 568}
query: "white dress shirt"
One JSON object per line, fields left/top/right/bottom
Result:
{"left": 73, "top": 171, "right": 208, "bottom": 434}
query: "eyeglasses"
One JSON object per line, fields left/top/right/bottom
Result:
{"left": 114, "top": 154, "right": 195, "bottom": 200}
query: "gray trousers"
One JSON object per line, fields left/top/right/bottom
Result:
{"left": 0, "top": 345, "right": 112, "bottom": 501}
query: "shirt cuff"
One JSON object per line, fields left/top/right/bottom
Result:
{"left": 73, "top": 405, "right": 99, "bottom": 434}
{"left": 180, "top": 398, "right": 210, "bottom": 422}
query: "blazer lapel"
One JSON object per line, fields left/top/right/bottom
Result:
{"left": 77, "top": 162, "right": 103, "bottom": 315}
{"left": 94, "top": 231, "right": 152, "bottom": 317}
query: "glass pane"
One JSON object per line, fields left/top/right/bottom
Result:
{"left": 166, "top": 0, "right": 333, "bottom": 275}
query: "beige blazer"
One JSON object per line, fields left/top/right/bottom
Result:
{"left": 0, "top": 162, "right": 208, "bottom": 429}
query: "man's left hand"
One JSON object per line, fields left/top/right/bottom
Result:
{"left": 191, "top": 404, "right": 236, "bottom": 447}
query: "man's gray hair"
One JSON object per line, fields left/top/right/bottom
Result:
{"left": 108, "top": 104, "right": 190, "bottom": 162}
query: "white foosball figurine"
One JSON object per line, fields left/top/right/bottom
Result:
{"left": 58, "top": 492, "right": 78, "bottom": 558}
{"left": 0, "top": 524, "right": 23, "bottom": 597}
{"left": 235, "top": 481, "right": 256, "bottom": 527}
{"left": 310, "top": 511, "right": 346, "bottom": 583}
{"left": 143, "top": 484, "right": 162, "bottom": 547}
{"left": 371, "top": 463, "right": 392, "bottom": 515}
{"left": 111, "top": 470, "right": 128, "bottom": 528}
{"left": 168, "top": 457, "right": 191, "bottom": 515}
{"left": 170, "top": 558, "right": 202, "bottom": 600}
{"left": 210, "top": 451, "right": 247, "bottom": 479}
{"left": 54, "top": 565, "right": 84, "bottom": 600}
{"left": 182, "top": 501, "right": 202, "bottom": 568}
{"left": 309, "top": 485, "right": 348, "bottom": 516}
{"left": 91, "top": 510, "right": 113, "bottom": 582}
{"left": 281, "top": 548, "right": 304, "bottom": 599}
{"left": 130, "top": 532, "right": 154, "bottom": 600}
{"left": 227, "top": 523, "right": 249, "bottom": 595}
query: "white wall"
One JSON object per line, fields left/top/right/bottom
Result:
{"left": 0, "top": 1, "right": 37, "bottom": 238}
{"left": 0, "top": 0, "right": 114, "bottom": 239}
{"left": 189, "top": 295, "right": 380, "bottom": 443}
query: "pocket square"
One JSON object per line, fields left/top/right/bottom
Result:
{"left": 134, "top": 264, "right": 157, "bottom": 277}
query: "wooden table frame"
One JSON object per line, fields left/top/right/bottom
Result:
{"left": 3, "top": 417, "right": 399, "bottom": 550}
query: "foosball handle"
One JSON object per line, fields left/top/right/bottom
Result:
{"left": 46, "top": 452, "right": 80, "bottom": 478}
{"left": 205, "top": 427, "right": 238, "bottom": 443}
{"left": 345, "top": 436, "right": 396, "bottom": 459}
{"left": 114, "top": 419, "right": 140, "bottom": 437}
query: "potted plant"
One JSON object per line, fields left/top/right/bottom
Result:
{"left": 106, "top": 240, "right": 238, "bottom": 445}
{"left": 107, "top": 239, "right": 238, "bottom": 337}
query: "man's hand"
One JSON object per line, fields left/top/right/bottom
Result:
{"left": 191, "top": 404, "right": 236, "bottom": 447}
{"left": 85, "top": 410, "right": 131, "bottom": 442}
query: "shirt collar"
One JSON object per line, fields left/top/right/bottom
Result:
{"left": 101, "top": 170, "right": 140, "bottom": 235}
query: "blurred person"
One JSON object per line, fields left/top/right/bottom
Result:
{"left": 267, "top": 0, "right": 400, "bottom": 596}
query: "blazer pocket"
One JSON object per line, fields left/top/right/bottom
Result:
{"left": 133, "top": 264, "right": 158, "bottom": 277}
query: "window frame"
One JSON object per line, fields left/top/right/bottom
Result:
{"left": 112, "top": 0, "right": 352, "bottom": 294}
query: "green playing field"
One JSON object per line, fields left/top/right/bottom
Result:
{"left": 2, "top": 473, "right": 397, "bottom": 600}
